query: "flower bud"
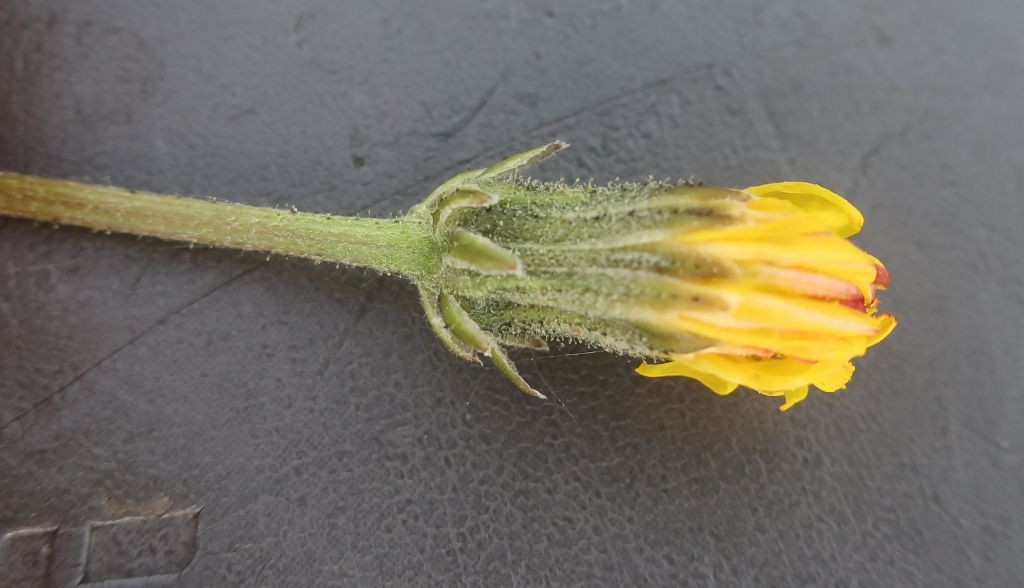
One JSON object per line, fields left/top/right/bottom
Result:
{"left": 411, "top": 143, "right": 895, "bottom": 410}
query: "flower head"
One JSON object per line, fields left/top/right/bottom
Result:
{"left": 634, "top": 182, "right": 896, "bottom": 410}
{"left": 413, "top": 143, "right": 896, "bottom": 410}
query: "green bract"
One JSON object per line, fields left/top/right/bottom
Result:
{"left": 409, "top": 142, "right": 749, "bottom": 397}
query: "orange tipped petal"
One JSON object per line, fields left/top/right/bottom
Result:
{"left": 745, "top": 264, "right": 864, "bottom": 303}
{"left": 874, "top": 263, "right": 891, "bottom": 289}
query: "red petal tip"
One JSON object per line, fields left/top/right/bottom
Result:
{"left": 873, "top": 264, "right": 891, "bottom": 289}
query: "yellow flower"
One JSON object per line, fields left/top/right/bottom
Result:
{"left": 411, "top": 142, "right": 896, "bottom": 409}
{"left": 635, "top": 182, "right": 896, "bottom": 410}
{"left": 0, "top": 142, "right": 896, "bottom": 412}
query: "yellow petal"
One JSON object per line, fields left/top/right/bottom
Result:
{"left": 778, "top": 386, "right": 810, "bottom": 411}
{"left": 675, "top": 353, "right": 824, "bottom": 392}
{"left": 633, "top": 180, "right": 893, "bottom": 411}
{"left": 743, "top": 264, "right": 864, "bottom": 303}
{"left": 744, "top": 182, "right": 864, "bottom": 237}
{"left": 680, "top": 208, "right": 837, "bottom": 243}
{"left": 638, "top": 354, "right": 856, "bottom": 410}
{"left": 810, "top": 361, "right": 855, "bottom": 392}
{"left": 708, "top": 285, "right": 882, "bottom": 336}
{"left": 867, "top": 313, "right": 898, "bottom": 347}
{"left": 667, "top": 314, "right": 875, "bottom": 362}
{"left": 690, "top": 234, "right": 879, "bottom": 300}
{"left": 636, "top": 361, "right": 738, "bottom": 395}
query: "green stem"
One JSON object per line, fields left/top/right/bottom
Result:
{"left": 0, "top": 172, "right": 437, "bottom": 279}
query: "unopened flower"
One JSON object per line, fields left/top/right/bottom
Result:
{"left": 631, "top": 183, "right": 896, "bottom": 409}
{"left": 0, "top": 142, "right": 895, "bottom": 410}
{"left": 412, "top": 143, "right": 896, "bottom": 410}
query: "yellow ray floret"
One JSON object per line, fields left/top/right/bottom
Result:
{"left": 745, "top": 181, "right": 865, "bottom": 237}
{"left": 636, "top": 182, "right": 896, "bottom": 410}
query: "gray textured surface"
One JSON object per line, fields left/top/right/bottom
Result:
{"left": 1, "top": 0, "right": 1022, "bottom": 586}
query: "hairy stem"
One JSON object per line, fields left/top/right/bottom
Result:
{"left": 0, "top": 172, "right": 437, "bottom": 278}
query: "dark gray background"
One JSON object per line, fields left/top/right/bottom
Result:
{"left": 1, "top": 0, "right": 1022, "bottom": 586}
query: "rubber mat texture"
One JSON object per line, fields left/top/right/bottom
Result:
{"left": 1, "top": 1, "right": 1022, "bottom": 586}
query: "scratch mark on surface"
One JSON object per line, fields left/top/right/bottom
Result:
{"left": 960, "top": 421, "right": 1014, "bottom": 454}
{"left": 361, "top": 64, "right": 717, "bottom": 214}
{"left": 858, "top": 124, "right": 911, "bottom": 175}
{"left": 0, "top": 266, "right": 259, "bottom": 442}
{"left": 735, "top": 69, "right": 796, "bottom": 175}
{"left": 535, "top": 361, "right": 579, "bottom": 426}
{"left": 512, "top": 69, "right": 693, "bottom": 142}
{"left": 253, "top": 556, "right": 271, "bottom": 584}
{"left": 335, "top": 285, "right": 377, "bottom": 354}
{"left": 464, "top": 371, "right": 487, "bottom": 408}
{"left": 314, "top": 278, "right": 381, "bottom": 379}
{"left": 127, "top": 254, "right": 157, "bottom": 295}
{"left": 430, "top": 77, "right": 503, "bottom": 139}
{"left": 846, "top": 123, "right": 912, "bottom": 196}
